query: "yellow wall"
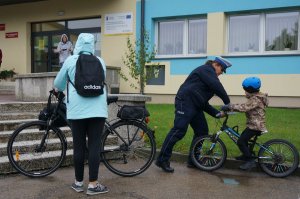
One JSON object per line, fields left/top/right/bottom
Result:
{"left": 0, "top": 0, "right": 136, "bottom": 77}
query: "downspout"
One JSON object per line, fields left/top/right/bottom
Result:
{"left": 140, "top": 0, "right": 145, "bottom": 94}
{"left": 141, "top": 0, "right": 145, "bottom": 42}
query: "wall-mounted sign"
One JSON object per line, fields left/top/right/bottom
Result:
{"left": 104, "top": 12, "right": 133, "bottom": 35}
{"left": 6, "top": 32, "right": 18, "bottom": 38}
{"left": 0, "top": 24, "right": 5, "bottom": 31}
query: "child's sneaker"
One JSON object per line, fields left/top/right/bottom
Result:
{"left": 86, "top": 183, "right": 109, "bottom": 195}
{"left": 239, "top": 159, "right": 256, "bottom": 170}
{"left": 71, "top": 182, "right": 84, "bottom": 193}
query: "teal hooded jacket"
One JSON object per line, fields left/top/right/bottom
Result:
{"left": 54, "top": 33, "right": 108, "bottom": 119}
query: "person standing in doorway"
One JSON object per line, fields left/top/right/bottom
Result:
{"left": 56, "top": 34, "right": 73, "bottom": 67}
{"left": 54, "top": 33, "right": 108, "bottom": 195}
{"left": 155, "top": 56, "right": 232, "bottom": 173}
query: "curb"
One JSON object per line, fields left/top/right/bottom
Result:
{"left": 155, "top": 150, "right": 300, "bottom": 177}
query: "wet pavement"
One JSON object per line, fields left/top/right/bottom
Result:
{"left": 1, "top": 162, "right": 300, "bottom": 199}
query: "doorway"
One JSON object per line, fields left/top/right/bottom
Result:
{"left": 31, "top": 18, "right": 101, "bottom": 73}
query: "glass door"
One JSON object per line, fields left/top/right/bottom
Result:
{"left": 51, "top": 34, "right": 62, "bottom": 72}
{"left": 33, "top": 36, "right": 49, "bottom": 73}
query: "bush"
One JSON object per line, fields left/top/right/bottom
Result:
{"left": 0, "top": 69, "right": 16, "bottom": 80}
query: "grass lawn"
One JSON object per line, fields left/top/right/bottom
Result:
{"left": 146, "top": 104, "right": 300, "bottom": 159}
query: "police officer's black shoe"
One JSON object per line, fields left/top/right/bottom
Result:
{"left": 155, "top": 160, "right": 174, "bottom": 173}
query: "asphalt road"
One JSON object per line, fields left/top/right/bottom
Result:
{"left": 1, "top": 162, "right": 300, "bottom": 199}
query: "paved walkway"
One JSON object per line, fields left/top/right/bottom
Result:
{"left": 1, "top": 162, "right": 300, "bottom": 199}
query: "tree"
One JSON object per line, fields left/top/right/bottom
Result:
{"left": 120, "top": 31, "right": 159, "bottom": 94}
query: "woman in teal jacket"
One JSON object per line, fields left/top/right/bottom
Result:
{"left": 54, "top": 33, "right": 109, "bottom": 195}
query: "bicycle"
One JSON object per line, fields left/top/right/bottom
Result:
{"left": 7, "top": 89, "right": 156, "bottom": 178}
{"left": 190, "top": 112, "right": 299, "bottom": 178}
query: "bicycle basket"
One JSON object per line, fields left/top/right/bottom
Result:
{"left": 117, "top": 105, "right": 150, "bottom": 120}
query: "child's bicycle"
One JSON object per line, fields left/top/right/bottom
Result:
{"left": 7, "top": 89, "right": 156, "bottom": 178}
{"left": 191, "top": 111, "right": 299, "bottom": 178}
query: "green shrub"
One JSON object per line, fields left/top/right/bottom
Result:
{"left": 0, "top": 69, "right": 16, "bottom": 79}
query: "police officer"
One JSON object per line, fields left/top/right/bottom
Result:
{"left": 155, "top": 56, "right": 232, "bottom": 173}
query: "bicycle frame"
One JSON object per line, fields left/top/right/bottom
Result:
{"left": 46, "top": 91, "right": 154, "bottom": 161}
{"left": 212, "top": 113, "right": 273, "bottom": 158}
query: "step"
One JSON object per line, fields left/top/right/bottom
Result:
{"left": 0, "top": 89, "right": 14, "bottom": 95}
{"left": 0, "top": 102, "right": 47, "bottom": 113}
{"left": 0, "top": 144, "right": 120, "bottom": 174}
{"left": 0, "top": 81, "right": 15, "bottom": 89}
{"left": 0, "top": 149, "right": 74, "bottom": 174}
{"left": 0, "top": 112, "right": 39, "bottom": 120}
{"left": 0, "top": 119, "right": 38, "bottom": 131}
{"left": 0, "top": 126, "right": 72, "bottom": 144}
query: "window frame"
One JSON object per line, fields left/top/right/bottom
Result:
{"left": 155, "top": 17, "right": 207, "bottom": 58}
{"left": 226, "top": 10, "right": 300, "bottom": 56}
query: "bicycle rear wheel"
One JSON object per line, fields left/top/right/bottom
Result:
{"left": 258, "top": 139, "right": 299, "bottom": 178}
{"left": 191, "top": 135, "right": 227, "bottom": 171}
{"left": 7, "top": 121, "right": 67, "bottom": 177}
{"left": 101, "top": 120, "right": 156, "bottom": 177}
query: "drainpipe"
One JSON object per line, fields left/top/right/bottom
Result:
{"left": 141, "top": 0, "right": 145, "bottom": 44}
{"left": 140, "top": 0, "right": 145, "bottom": 94}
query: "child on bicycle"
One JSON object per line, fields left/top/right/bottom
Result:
{"left": 221, "top": 77, "right": 269, "bottom": 170}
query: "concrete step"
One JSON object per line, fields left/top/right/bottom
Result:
{"left": 0, "top": 112, "right": 39, "bottom": 120}
{"left": 0, "top": 81, "right": 15, "bottom": 95}
{"left": 0, "top": 126, "right": 72, "bottom": 144}
{"left": 0, "top": 102, "right": 47, "bottom": 113}
{"left": 0, "top": 89, "right": 14, "bottom": 95}
{"left": 0, "top": 144, "right": 120, "bottom": 174}
{"left": 0, "top": 119, "right": 38, "bottom": 131}
{"left": 0, "top": 137, "right": 74, "bottom": 157}
{"left": 0, "top": 149, "right": 74, "bottom": 174}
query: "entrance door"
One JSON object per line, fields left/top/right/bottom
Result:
{"left": 32, "top": 36, "right": 49, "bottom": 73}
{"left": 51, "top": 34, "right": 63, "bottom": 72}
{"left": 32, "top": 33, "right": 69, "bottom": 72}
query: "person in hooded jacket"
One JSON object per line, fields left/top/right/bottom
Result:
{"left": 222, "top": 76, "right": 269, "bottom": 170}
{"left": 56, "top": 34, "right": 73, "bottom": 67}
{"left": 155, "top": 57, "right": 232, "bottom": 173}
{"left": 54, "top": 33, "right": 109, "bottom": 195}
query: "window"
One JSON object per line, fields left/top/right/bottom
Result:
{"left": 228, "top": 11, "right": 299, "bottom": 54}
{"left": 156, "top": 18, "right": 207, "bottom": 57}
{"left": 265, "top": 12, "right": 298, "bottom": 51}
{"left": 158, "top": 21, "right": 184, "bottom": 55}
{"left": 146, "top": 65, "right": 165, "bottom": 85}
{"left": 228, "top": 15, "right": 260, "bottom": 53}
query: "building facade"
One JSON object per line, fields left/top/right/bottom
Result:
{"left": 0, "top": 0, "right": 137, "bottom": 93}
{"left": 1, "top": 0, "right": 300, "bottom": 107}
{"left": 140, "top": 0, "right": 300, "bottom": 107}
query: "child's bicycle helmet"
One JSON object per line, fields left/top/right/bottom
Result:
{"left": 242, "top": 77, "right": 261, "bottom": 93}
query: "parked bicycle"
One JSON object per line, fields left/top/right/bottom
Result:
{"left": 7, "top": 89, "right": 156, "bottom": 178}
{"left": 191, "top": 111, "right": 299, "bottom": 178}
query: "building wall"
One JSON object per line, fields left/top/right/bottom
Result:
{"left": 0, "top": 0, "right": 136, "bottom": 90}
{"left": 140, "top": 0, "right": 300, "bottom": 105}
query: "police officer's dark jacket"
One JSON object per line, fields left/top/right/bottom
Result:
{"left": 177, "top": 64, "right": 230, "bottom": 116}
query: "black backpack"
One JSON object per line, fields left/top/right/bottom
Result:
{"left": 68, "top": 53, "right": 105, "bottom": 97}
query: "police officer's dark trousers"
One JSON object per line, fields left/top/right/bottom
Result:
{"left": 157, "top": 96, "right": 209, "bottom": 163}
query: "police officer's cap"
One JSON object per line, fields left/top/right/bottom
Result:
{"left": 214, "top": 57, "right": 232, "bottom": 73}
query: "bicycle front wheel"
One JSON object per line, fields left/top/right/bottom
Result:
{"left": 7, "top": 121, "right": 67, "bottom": 177}
{"left": 191, "top": 135, "right": 227, "bottom": 171}
{"left": 258, "top": 139, "right": 299, "bottom": 178}
{"left": 101, "top": 120, "right": 156, "bottom": 177}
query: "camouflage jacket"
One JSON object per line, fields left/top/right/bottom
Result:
{"left": 229, "top": 92, "right": 269, "bottom": 132}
